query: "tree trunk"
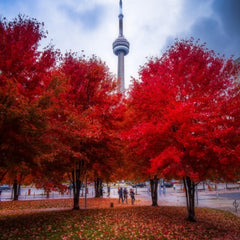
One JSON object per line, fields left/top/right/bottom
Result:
{"left": 183, "top": 176, "right": 196, "bottom": 222}
{"left": 72, "top": 160, "right": 84, "bottom": 210}
{"left": 94, "top": 177, "right": 103, "bottom": 198}
{"left": 46, "top": 190, "right": 50, "bottom": 198}
{"left": 13, "top": 179, "right": 19, "bottom": 201}
{"left": 150, "top": 175, "right": 158, "bottom": 206}
{"left": 0, "top": 170, "right": 8, "bottom": 182}
{"left": 17, "top": 183, "right": 21, "bottom": 196}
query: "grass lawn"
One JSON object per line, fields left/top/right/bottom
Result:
{"left": 0, "top": 198, "right": 239, "bottom": 239}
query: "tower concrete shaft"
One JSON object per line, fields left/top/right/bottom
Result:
{"left": 113, "top": 0, "right": 129, "bottom": 91}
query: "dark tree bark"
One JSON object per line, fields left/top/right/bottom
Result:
{"left": 17, "top": 183, "right": 21, "bottom": 196}
{"left": 150, "top": 175, "right": 158, "bottom": 206}
{"left": 72, "top": 160, "right": 84, "bottom": 210}
{"left": 0, "top": 170, "right": 8, "bottom": 182}
{"left": 183, "top": 176, "right": 196, "bottom": 222}
{"left": 94, "top": 177, "right": 103, "bottom": 198}
{"left": 46, "top": 190, "right": 50, "bottom": 198}
{"left": 13, "top": 179, "right": 19, "bottom": 201}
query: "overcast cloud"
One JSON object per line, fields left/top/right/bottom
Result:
{"left": 1, "top": 0, "right": 240, "bottom": 88}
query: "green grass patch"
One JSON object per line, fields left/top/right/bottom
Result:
{"left": 0, "top": 205, "right": 239, "bottom": 239}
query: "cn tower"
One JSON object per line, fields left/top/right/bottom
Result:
{"left": 113, "top": 0, "right": 130, "bottom": 91}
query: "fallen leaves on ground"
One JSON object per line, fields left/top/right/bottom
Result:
{"left": 0, "top": 199, "right": 239, "bottom": 239}
{"left": 0, "top": 198, "right": 143, "bottom": 213}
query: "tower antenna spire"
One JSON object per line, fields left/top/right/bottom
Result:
{"left": 113, "top": 0, "right": 130, "bottom": 91}
{"left": 118, "top": 0, "right": 123, "bottom": 36}
{"left": 119, "top": 0, "right": 122, "bottom": 14}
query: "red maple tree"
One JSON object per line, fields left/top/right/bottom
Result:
{"left": 0, "top": 15, "right": 57, "bottom": 199}
{"left": 126, "top": 39, "right": 240, "bottom": 221}
{"left": 43, "top": 53, "right": 123, "bottom": 209}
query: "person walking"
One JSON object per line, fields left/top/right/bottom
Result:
{"left": 123, "top": 187, "right": 128, "bottom": 204}
{"left": 118, "top": 187, "right": 123, "bottom": 203}
{"left": 130, "top": 189, "right": 135, "bottom": 205}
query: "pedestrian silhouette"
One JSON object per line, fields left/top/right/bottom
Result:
{"left": 118, "top": 187, "right": 123, "bottom": 203}
{"left": 130, "top": 189, "right": 135, "bottom": 205}
{"left": 123, "top": 187, "right": 128, "bottom": 204}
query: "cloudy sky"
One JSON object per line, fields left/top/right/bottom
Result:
{"left": 1, "top": 0, "right": 240, "bottom": 88}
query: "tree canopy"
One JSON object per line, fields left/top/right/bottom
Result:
{"left": 125, "top": 39, "right": 240, "bottom": 220}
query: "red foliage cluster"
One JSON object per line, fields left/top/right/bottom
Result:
{"left": 0, "top": 16, "right": 58, "bottom": 189}
{"left": 0, "top": 15, "right": 56, "bottom": 99}
{"left": 126, "top": 39, "right": 240, "bottom": 183}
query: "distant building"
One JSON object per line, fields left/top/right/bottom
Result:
{"left": 112, "top": 0, "right": 130, "bottom": 92}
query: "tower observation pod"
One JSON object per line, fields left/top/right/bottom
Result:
{"left": 113, "top": 0, "right": 130, "bottom": 91}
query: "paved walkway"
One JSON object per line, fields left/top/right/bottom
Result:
{"left": 135, "top": 190, "right": 240, "bottom": 217}
{"left": 1, "top": 186, "right": 240, "bottom": 217}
